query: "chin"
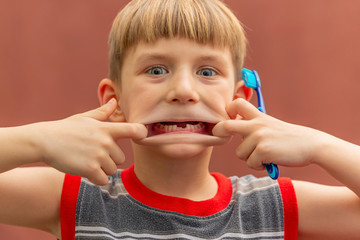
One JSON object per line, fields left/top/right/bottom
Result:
{"left": 133, "top": 133, "right": 230, "bottom": 160}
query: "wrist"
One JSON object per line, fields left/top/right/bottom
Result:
{"left": 310, "top": 130, "right": 343, "bottom": 167}
{"left": 0, "top": 124, "right": 42, "bottom": 173}
{"left": 17, "top": 123, "right": 46, "bottom": 165}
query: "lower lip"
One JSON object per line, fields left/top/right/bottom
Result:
{"left": 136, "top": 133, "right": 231, "bottom": 146}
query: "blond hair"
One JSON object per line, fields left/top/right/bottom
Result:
{"left": 108, "top": 0, "right": 247, "bottom": 83}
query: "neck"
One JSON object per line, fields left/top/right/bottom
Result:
{"left": 131, "top": 143, "right": 218, "bottom": 201}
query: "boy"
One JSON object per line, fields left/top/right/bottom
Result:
{"left": 1, "top": 0, "right": 360, "bottom": 239}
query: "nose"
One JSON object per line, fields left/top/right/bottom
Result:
{"left": 166, "top": 70, "right": 200, "bottom": 104}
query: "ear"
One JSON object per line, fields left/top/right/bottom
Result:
{"left": 97, "top": 78, "right": 126, "bottom": 122}
{"left": 233, "top": 80, "right": 253, "bottom": 101}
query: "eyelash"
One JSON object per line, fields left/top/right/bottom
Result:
{"left": 145, "top": 66, "right": 219, "bottom": 77}
{"left": 196, "top": 68, "right": 218, "bottom": 77}
{"left": 146, "top": 66, "right": 168, "bottom": 75}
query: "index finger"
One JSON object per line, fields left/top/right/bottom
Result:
{"left": 105, "top": 122, "right": 148, "bottom": 140}
{"left": 212, "top": 120, "right": 252, "bottom": 137}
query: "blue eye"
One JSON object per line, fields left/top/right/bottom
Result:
{"left": 197, "top": 69, "right": 216, "bottom": 77}
{"left": 147, "top": 67, "right": 168, "bottom": 75}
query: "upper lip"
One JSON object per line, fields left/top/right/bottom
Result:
{"left": 142, "top": 118, "right": 220, "bottom": 126}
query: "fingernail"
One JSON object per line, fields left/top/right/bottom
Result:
{"left": 107, "top": 98, "right": 115, "bottom": 104}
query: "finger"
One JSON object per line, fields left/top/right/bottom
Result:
{"left": 246, "top": 147, "right": 266, "bottom": 171}
{"left": 212, "top": 120, "right": 252, "bottom": 137}
{"left": 235, "top": 137, "right": 256, "bottom": 161}
{"left": 100, "top": 154, "right": 119, "bottom": 177}
{"left": 226, "top": 98, "right": 262, "bottom": 120}
{"left": 106, "top": 122, "right": 148, "bottom": 140}
{"left": 108, "top": 143, "right": 126, "bottom": 166}
{"left": 86, "top": 168, "right": 110, "bottom": 186}
{"left": 80, "top": 98, "right": 117, "bottom": 121}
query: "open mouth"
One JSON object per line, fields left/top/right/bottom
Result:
{"left": 145, "top": 121, "right": 215, "bottom": 137}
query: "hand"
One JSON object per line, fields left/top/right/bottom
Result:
{"left": 212, "top": 99, "right": 322, "bottom": 170}
{"left": 32, "top": 99, "right": 147, "bottom": 185}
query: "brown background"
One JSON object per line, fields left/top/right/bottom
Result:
{"left": 1, "top": 0, "right": 360, "bottom": 239}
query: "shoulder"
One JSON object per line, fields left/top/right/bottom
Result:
{"left": 230, "top": 175, "right": 298, "bottom": 240}
{"left": 230, "top": 175, "right": 294, "bottom": 198}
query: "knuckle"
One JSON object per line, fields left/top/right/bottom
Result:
{"left": 235, "top": 147, "right": 246, "bottom": 160}
{"left": 256, "top": 142, "right": 271, "bottom": 157}
{"left": 98, "top": 123, "right": 110, "bottom": 134}
{"left": 107, "top": 165, "right": 118, "bottom": 176}
{"left": 246, "top": 157, "right": 263, "bottom": 170}
{"left": 128, "top": 125, "right": 138, "bottom": 135}
{"left": 101, "top": 137, "right": 113, "bottom": 149}
{"left": 94, "top": 149, "right": 109, "bottom": 161}
{"left": 113, "top": 154, "right": 125, "bottom": 165}
{"left": 85, "top": 162, "right": 101, "bottom": 176}
{"left": 223, "top": 120, "right": 236, "bottom": 133}
{"left": 128, "top": 124, "right": 147, "bottom": 139}
{"left": 94, "top": 107, "right": 108, "bottom": 119}
{"left": 246, "top": 159, "right": 257, "bottom": 169}
{"left": 88, "top": 161, "right": 100, "bottom": 171}
{"left": 89, "top": 175, "right": 108, "bottom": 186}
{"left": 253, "top": 128, "right": 267, "bottom": 141}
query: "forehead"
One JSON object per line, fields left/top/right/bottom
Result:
{"left": 124, "top": 38, "right": 234, "bottom": 66}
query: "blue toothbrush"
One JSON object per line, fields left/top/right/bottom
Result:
{"left": 241, "top": 68, "right": 279, "bottom": 180}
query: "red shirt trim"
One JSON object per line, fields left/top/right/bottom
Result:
{"left": 278, "top": 177, "right": 298, "bottom": 240}
{"left": 121, "top": 165, "right": 233, "bottom": 217}
{"left": 60, "top": 174, "right": 81, "bottom": 240}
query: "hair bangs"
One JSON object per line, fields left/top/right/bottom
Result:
{"left": 109, "top": 0, "right": 247, "bottom": 82}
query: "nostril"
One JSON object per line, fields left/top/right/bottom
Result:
{"left": 171, "top": 98, "right": 196, "bottom": 103}
{"left": 169, "top": 93, "right": 199, "bottom": 103}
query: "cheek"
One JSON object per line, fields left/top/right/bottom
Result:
{"left": 205, "top": 85, "right": 234, "bottom": 117}
{"left": 121, "top": 88, "right": 159, "bottom": 122}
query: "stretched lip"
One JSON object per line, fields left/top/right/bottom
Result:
{"left": 145, "top": 121, "right": 216, "bottom": 138}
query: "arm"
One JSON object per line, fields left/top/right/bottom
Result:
{"left": 0, "top": 98, "right": 147, "bottom": 184}
{"left": 294, "top": 131, "right": 360, "bottom": 239}
{"left": 213, "top": 98, "right": 360, "bottom": 238}
{"left": 0, "top": 99, "right": 147, "bottom": 237}
{"left": 0, "top": 167, "right": 64, "bottom": 238}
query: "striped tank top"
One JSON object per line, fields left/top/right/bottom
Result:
{"left": 60, "top": 165, "right": 298, "bottom": 240}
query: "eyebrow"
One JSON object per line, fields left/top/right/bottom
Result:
{"left": 135, "top": 52, "right": 228, "bottom": 65}
{"left": 135, "top": 53, "right": 172, "bottom": 65}
{"left": 196, "top": 55, "right": 228, "bottom": 66}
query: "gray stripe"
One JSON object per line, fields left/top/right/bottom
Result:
{"left": 76, "top": 226, "right": 284, "bottom": 240}
{"left": 75, "top": 171, "right": 284, "bottom": 240}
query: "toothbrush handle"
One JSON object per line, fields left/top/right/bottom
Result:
{"left": 265, "top": 163, "right": 279, "bottom": 180}
{"left": 256, "top": 89, "right": 279, "bottom": 180}
{"left": 242, "top": 69, "right": 279, "bottom": 180}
